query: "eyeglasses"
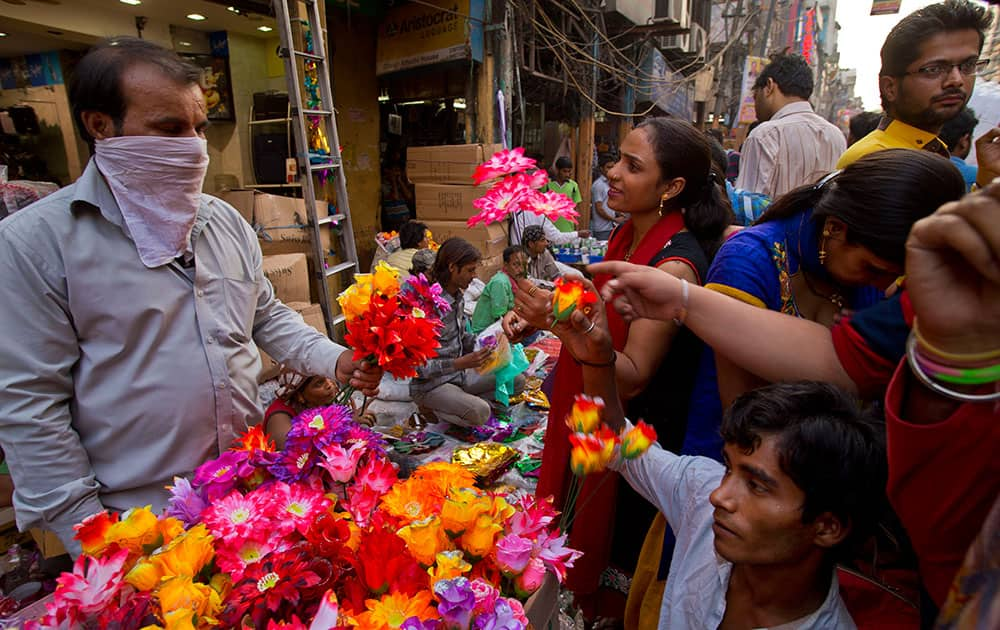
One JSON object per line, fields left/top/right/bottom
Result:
{"left": 901, "top": 58, "right": 988, "bottom": 80}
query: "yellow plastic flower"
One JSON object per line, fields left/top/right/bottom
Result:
{"left": 126, "top": 559, "right": 164, "bottom": 592}
{"left": 157, "top": 575, "right": 221, "bottom": 619}
{"left": 372, "top": 261, "right": 401, "bottom": 297}
{"left": 396, "top": 516, "right": 452, "bottom": 566}
{"left": 126, "top": 524, "right": 215, "bottom": 592}
{"left": 460, "top": 513, "right": 503, "bottom": 560}
{"left": 105, "top": 506, "right": 160, "bottom": 555}
{"left": 337, "top": 276, "right": 373, "bottom": 322}
{"left": 160, "top": 608, "right": 197, "bottom": 630}
{"left": 551, "top": 276, "right": 597, "bottom": 322}
{"left": 357, "top": 590, "right": 437, "bottom": 630}
{"left": 620, "top": 421, "right": 657, "bottom": 459}
{"left": 209, "top": 573, "right": 232, "bottom": 601}
{"left": 157, "top": 517, "right": 186, "bottom": 548}
{"left": 568, "top": 427, "right": 618, "bottom": 476}
{"left": 565, "top": 394, "right": 604, "bottom": 434}
{"left": 439, "top": 488, "right": 491, "bottom": 537}
{"left": 489, "top": 495, "right": 516, "bottom": 522}
{"left": 427, "top": 549, "right": 472, "bottom": 585}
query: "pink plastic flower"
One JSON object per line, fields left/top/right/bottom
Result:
{"left": 513, "top": 555, "right": 547, "bottom": 597}
{"left": 535, "top": 530, "right": 582, "bottom": 582}
{"left": 469, "top": 577, "right": 500, "bottom": 616}
{"left": 310, "top": 590, "right": 340, "bottom": 629}
{"left": 525, "top": 189, "right": 579, "bottom": 224}
{"left": 494, "top": 534, "right": 534, "bottom": 575}
{"left": 215, "top": 537, "right": 286, "bottom": 581}
{"left": 517, "top": 169, "right": 549, "bottom": 189}
{"left": 201, "top": 489, "right": 274, "bottom": 543}
{"left": 355, "top": 456, "right": 398, "bottom": 496}
{"left": 269, "top": 481, "right": 333, "bottom": 536}
{"left": 317, "top": 442, "right": 366, "bottom": 484}
{"left": 36, "top": 547, "right": 130, "bottom": 627}
{"left": 472, "top": 147, "right": 537, "bottom": 184}
{"left": 468, "top": 177, "right": 532, "bottom": 227}
{"left": 345, "top": 480, "right": 382, "bottom": 527}
{"left": 507, "top": 495, "right": 558, "bottom": 539}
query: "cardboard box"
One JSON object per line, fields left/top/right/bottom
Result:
{"left": 421, "top": 219, "right": 508, "bottom": 259}
{"left": 29, "top": 528, "right": 66, "bottom": 559}
{"left": 262, "top": 253, "right": 310, "bottom": 305}
{"left": 258, "top": 301, "right": 328, "bottom": 383}
{"left": 216, "top": 189, "right": 329, "bottom": 241}
{"left": 415, "top": 183, "right": 490, "bottom": 221}
{"left": 407, "top": 144, "right": 503, "bottom": 184}
{"left": 216, "top": 189, "right": 255, "bottom": 224}
{"left": 477, "top": 254, "right": 502, "bottom": 282}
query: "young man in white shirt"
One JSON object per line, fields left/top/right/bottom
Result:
{"left": 590, "top": 155, "right": 622, "bottom": 240}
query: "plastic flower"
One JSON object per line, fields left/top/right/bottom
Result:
{"left": 354, "top": 528, "right": 428, "bottom": 596}
{"left": 506, "top": 496, "right": 558, "bottom": 539}
{"left": 126, "top": 523, "right": 215, "bottom": 591}
{"left": 568, "top": 427, "right": 618, "bottom": 476}
{"left": 515, "top": 169, "right": 549, "bottom": 190}
{"left": 157, "top": 574, "right": 222, "bottom": 620}
{"left": 201, "top": 489, "right": 274, "bottom": 544}
{"left": 493, "top": 534, "right": 534, "bottom": 576}
{"left": 316, "top": 441, "right": 366, "bottom": 484}
{"left": 192, "top": 450, "right": 247, "bottom": 501}
{"left": 565, "top": 394, "right": 604, "bottom": 434}
{"left": 524, "top": 189, "right": 579, "bottom": 224}
{"left": 44, "top": 548, "right": 130, "bottom": 623}
{"left": 472, "top": 147, "right": 537, "bottom": 184}
{"left": 231, "top": 424, "right": 276, "bottom": 453}
{"left": 165, "top": 476, "right": 208, "bottom": 527}
{"left": 473, "top": 598, "right": 528, "bottom": 630}
{"left": 620, "top": 420, "right": 658, "bottom": 459}
{"left": 103, "top": 505, "right": 161, "bottom": 556}
{"left": 468, "top": 578, "right": 500, "bottom": 616}
{"left": 551, "top": 276, "right": 598, "bottom": 323}
{"left": 460, "top": 513, "right": 503, "bottom": 560}
{"left": 434, "top": 577, "right": 476, "bottom": 630}
{"left": 215, "top": 537, "right": 283, "bottom": 580}
{"left": 512, "top": 556, "right": 547, "bottom": 598}
{"left": 222, "top": 547, "right": 326, "bottom": 628}
{"left": 410, "top": 463, "right": 476, "bottom": 499}
{"left": 338, "top": 273, "right": 374, "bottom": 322}
{"left": 467, "top": 176, "right": 532, "bottom": 227}
{"left": 428, "top": 550, "right": 472, "bottom": 585}
{"left": 311, "top": 590, "right": 341, "bottom": 630}
{"left": 73, "top": 510, "right": 119, "bottom": 556}
{"left": 285, "top": 404, "right": 353, "bottom": 448}
{"left": 535, "top": 530, "right": 583, "bottom": 582}
{"left": 269, "top": 481, "right": 332, "bottom": 536}
{"left": 355, "top": 455, "right": 398, "bottom": 495}
{"left": 381, "top": 479, "right": 442, "bottom": 524}
{"left": 372, "top": 260, "right": 402, "bottom": 297}
{"left": 397, "top": 516, "right": 452, "bottom": 566}
{"left": 345, "top": 480, "right": 383, "bottom": 527}
{"left": 439, "top": 488, "right": 492, "bottom": 537}
{"left": 401, "top": 273, "right": 451, "bottom": 315}
{"left": 358, "top": 590, "right": 438, "bottom": 630}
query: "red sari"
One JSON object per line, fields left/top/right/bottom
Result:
{"left": 535, "top": 211, "right": 686, "bottom": 598}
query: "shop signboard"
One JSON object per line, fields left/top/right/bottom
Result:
{"left": 635, "top": 48, "right": 693, "bottom": 120}
{"left": 0, "top": 52, "right": 62, "bottom": 89}
{"left": 376, "top": 0, "right": 484, "bottom": 76}
{"left": 870, "top": 0, "right": 902, "bottom": 15}
{"left": 737, "top": 55, "right": 768, "bottom": 125}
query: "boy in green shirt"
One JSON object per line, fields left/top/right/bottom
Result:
{"left": 543, "top": 156, "right": 583, "bottom": 232}
{"left": 471, "top": 245, "right": 527, "bottom": 333}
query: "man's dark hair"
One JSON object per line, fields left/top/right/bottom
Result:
{"left": 879, "top": 0, "right": 992, "bottom": 106}
{"left": 720, "top": 381, "right": 887, "bottom": 559}
{"left": 502, "top": 245, "right": 526, "bottom": 263}
{"left": 522, "top": 224, "right": 546, "bottom": 245}
{"left": 555, "top": 156, "right": 573, "bottom": 170}
{"left": 598, "top": 154, "right": 616, "bottom": 168}
{"left": 399, "top": 221, "right": 429, "bottom": 250}
{"left": 939, "top": 107, "right": 979, "bottom": 151}
{"left": 69, "top": 36, "right": 202, "bottom": 144}
{"left": 753, "top": 54, "right": 813, "bottom": 100}
{"left": 705, "top": 128, "right": 725, "bottom": 145}
{"left": 848, "top": 111, "right": 882, "bottom": 144}
{"left": 430, "top": 237, "right": 481, "bottom": 287}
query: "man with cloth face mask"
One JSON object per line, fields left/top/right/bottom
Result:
{"left": 0, "top": 38, "right": 382, "bottom": 556}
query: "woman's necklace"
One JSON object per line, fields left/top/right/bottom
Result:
{"left": 801, "top": 269, "right": 845, "bottom": 310}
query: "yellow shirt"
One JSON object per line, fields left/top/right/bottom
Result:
{"left": 836, "top": 118, "right": 950, "bottom": 169}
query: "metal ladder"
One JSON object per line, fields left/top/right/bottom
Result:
{"left": 272, "top": 0, "right": 359, "bottom": 338}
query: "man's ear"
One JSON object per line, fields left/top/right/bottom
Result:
{"left": 812, "top": 512, "right": 850, "bottom": 549}
{"left": 879, "top": 75, "right": 898, "bottom": 110}
{"left": 80, "top": 111, "right": 117, "bottom": 141}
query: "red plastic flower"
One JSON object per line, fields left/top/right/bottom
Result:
{"left": 231, "top": 424, "right": 276, "bottom": 453}
{"left": 565, "top": 394, "right": 604, "bottom": 434}
{"left": 620, "top": 421, "right": 658, "bottom": 459}
{"left": 472, "top": 147, "right": 537, "bottom": 184}
{"left": 551, "top": 277, "right": 599, "bottom": 322}
{"left": 353, "top": 528, "right": 428, "bottom": 596}
{"left": 222, "top": 546, "right": 328, "bottom": 628}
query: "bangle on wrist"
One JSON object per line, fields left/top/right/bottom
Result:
{"left": 906, "top": 333, "right": 1000, "bottom": 403}
{"left": 912, "top": 319, "right": 1000, "bottom": 365}
{"left": 575, "top": 351, "right": 617, "bottom": 368}
{"left": 673, "top": 278, "right": 689, "bottom": 327}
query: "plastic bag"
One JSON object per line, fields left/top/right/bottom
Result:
{"left": 494, "top": 342, "right": 529, "bottom": 406}
{"left": 475, "top": 321, "right": 512, "bottom": 375}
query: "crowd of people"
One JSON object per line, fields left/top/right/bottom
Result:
{"left": 0, "top": 0, "right": 997, "bottom": 628}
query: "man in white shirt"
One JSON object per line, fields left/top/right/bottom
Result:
{"left": 590, "top": 155, "right": 622, "bottom": 240}
{"left": 736, "top": 54, "right": 846, "bottom": 198}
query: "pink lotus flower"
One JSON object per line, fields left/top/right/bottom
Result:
{"left": 468, "top": 177, "right": 532, "bottom": 227}
{"left": 355, "top": 456, "right": 398, "bottom": 495}
{"left": 513, "top": 556, "right": 547, "bottom": 597}
{"left": 535, "top": 530, "right": 582, "bottom": 582}
{"left": 507, "top": 496, "right": 558, "bottom": 539}
{"left": 525, "top": 189, "right": 579, "bottom": 224}
{"left": 494, "top": 534, "right": 534, "bottom": 575}
{"left": 317, "top": 442, "right": 366, "bottom": 484}
{"left": 34, "top": 547, "right": 130, "bottom": 627}
{"left": 345, "top": 480, "right": 382, "bottom": 527}
{"left": 472, "top": 147, "right": 537, "bottom": 184}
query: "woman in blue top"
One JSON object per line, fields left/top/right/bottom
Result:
{"left": 683, "top": 148, "right": 967, "bottom": 460}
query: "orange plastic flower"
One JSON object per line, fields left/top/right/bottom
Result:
{"left": 427, "top": 549, "right": 472, "bottom": 585}
{"left": 157, "top": 516, "right": 185, "bottom": 548}
{"left": 157, "top": 574, "right": 221, "bottom": 619}
{"left": 460, "top": 513, "right": 504, "bottom": 559}
{"left": 230, "top": 424, "right": 275, "bottom": 453}
{"left": 372, "top": 261, "right": 401, "bottom": 297}
{"left": 74, "top": 511, "right": 119, "bottom": 556}
{"left": 104, "top": 506, "right": 160, "bottom": 556}
{"left": 439, "top": 488, "right": 492, "bottom": 537}
{"left": 159, "top": 608, "right": 198, "bottom": 630}
{"left": 551, "top": 277, "right": 598, "bottom": 322}
{"left": 489, "top": 495, "right": 516, "bottom": 523}
{"left": 568, "top": 427, "right": 619, "bottom": 476}
{"left": 337, "top": 273, "right": 374, "bottom": 322}
{"left": 357, "top": 590, "right": 438, "bottom": 630}
{"left": 126, "top": 524, "right": 215, "bottom": 592}
{"left": 380, "top": 478, "right": 441, "bottom": 524}
{"left": 621, "top": 421, "right": 658, "bottom": 459}
{"left": 565, "top": 394, "right": 604, "bottom": 434}
{"left": 410, "top": 462, "right": 476, "bottom": 499}
{"left": 396, "top": 516, "right": 452, "bottom": 566}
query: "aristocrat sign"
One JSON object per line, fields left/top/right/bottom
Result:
{"left": 376, "top": 0, "right": 484, "bottom": 76}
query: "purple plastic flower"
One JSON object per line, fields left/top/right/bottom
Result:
{"left": 472, "top": 598, "right": 527, "bottom": 630}
{"left": 192, "top": 450, "right": 245, "bottom": 501}
{"left": 401, "top": 273, "right": 451, "bottom": 315}
{"left": 434, "top": 577, "right": 476, "bottom": 630}
{"left": 267, "top": 436, "right": 320, "bottom": 483}
{"left": 165, "top": 476, "right": 208, "bottom": 526}
{"left": 401, "top": 618, "right": 442, "bottom": 630}
{"left": 285, "top": 405, "right": 353, "bottom": 449}
{"left": 494, "top": 534, "right": 534, "bottom": 575}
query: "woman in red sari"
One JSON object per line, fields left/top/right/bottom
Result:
{"left": 514, "top": 118, "right": 734, "bottom": 621}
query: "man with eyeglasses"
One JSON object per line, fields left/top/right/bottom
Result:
{"left": 837, "top": 0, "right": 993, "bottom": 176}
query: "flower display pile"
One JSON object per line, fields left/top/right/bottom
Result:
{"left": 28, "top": 406, "right": 581, "bottom": 629}
{"left": 337, "top": 263, "right": 447, "bottom": 381}
{"left": 549, "top": 278, "right": 598, "bottom": 324}
{"left": 467, "top": 148, "right": 579, "bottom": 228}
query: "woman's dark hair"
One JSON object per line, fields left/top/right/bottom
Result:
{"left": 636, "top": 117, "right": 735, "bottom": 259}
{"left": 721, "top": 381, "right": 887, "bottom": 562}
{"left": 70, "top": 37, "right": 202, "bottom": 145}
{"left": 756, "top": 149, "right": 965, "bottom": 266}
{"left": 430, "top": 237, "right": 482, "bottom": 287}
{"left": 399, "top": 221, "right": 428, "bottom": 250}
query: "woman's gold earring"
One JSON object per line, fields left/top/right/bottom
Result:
{"left": 658, "top": 196, "right": 667, "bottom": 216}
{"left": 819, "top": 229, "right": 831, "bottom": 265}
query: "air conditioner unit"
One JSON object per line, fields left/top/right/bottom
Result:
{"left": 654, "top": 0, "right": 691, "bottom": 30}
{"left": 659, "top": 22, "right": 707, "bottom": 61}
{"left": 603, "top": 0, "right": 656, "bottom": 27}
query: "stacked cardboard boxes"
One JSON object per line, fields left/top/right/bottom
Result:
{"left": 410, "top": 144, "right": 506, "bottom": 281}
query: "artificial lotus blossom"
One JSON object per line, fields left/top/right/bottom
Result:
{"left": 551, "top": 276, "right": 599, "bottom": 323}
{"left": 467, "top": 148, "right": 580, "bottom": 228}
{"left": 621, "top": 421, "right": 658, "bottom": 460}
{"left": 568, "top": 427, "right": 619, "bottom": 476}
{"left": 566, "top": 394, "right": 657, "bottom": 477}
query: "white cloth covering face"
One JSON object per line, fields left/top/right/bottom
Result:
{"left": 94, "top": 135, "right": 209, "bottom": 267}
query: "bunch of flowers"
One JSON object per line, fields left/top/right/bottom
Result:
{"left": 376, "top": 231, "right": 401, "bottom": 254}
{"left": 467, "top": 148, "right": 579, "bottom": 228}
{"left": 337, "top": 262, "right": 446, "bottom": 381}
{"left": 550, "top": 277, "right": 598, "bottom": 324}
{"left": 29, "top": 407, "right": 580, "bottom": 629}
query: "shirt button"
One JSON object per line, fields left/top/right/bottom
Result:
{"left": 217, "top": 382, "right": 227, "bottom": 390}
{"left": 207, "top": 337, "right": 214, "bottom": 345}
{"left": 197, "top": 289, "right": 205, "bottom": 297}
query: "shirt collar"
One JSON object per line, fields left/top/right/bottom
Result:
{"left": 878, "top": 116, "right": 947, "bottom": 151}
{"left": 771, "top": 101, "right": 815, "bottom": 120}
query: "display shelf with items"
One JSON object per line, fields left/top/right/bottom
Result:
{"left": 552, "top": 237, "right": 608, "bottom": 264}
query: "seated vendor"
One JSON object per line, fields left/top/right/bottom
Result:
{"left": 385, "top": 220, "right": 428, "bottom": 280}
{"left": 522, "top": 225, "right": 560, "bottom": 285}
{"left": 264, "top": 369, "right": 339, "bottom": 449}
{"left": 471, "top": 245, "right": 526, "bottom": 333}
{"left": 410, "top": 238, "right": 525, "bottom": 427}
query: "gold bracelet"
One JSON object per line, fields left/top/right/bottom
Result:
{"left": 912, "top": 319, "right": 1000, "bottom": 364}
